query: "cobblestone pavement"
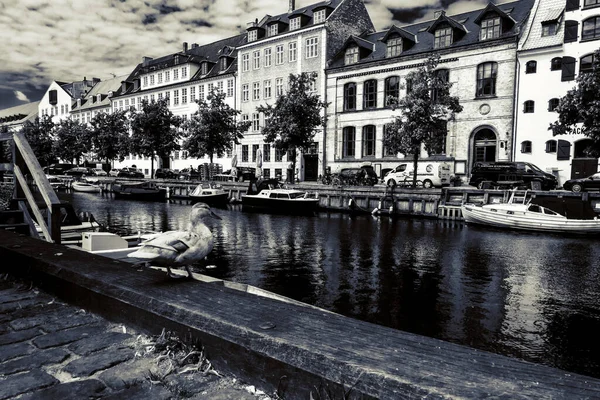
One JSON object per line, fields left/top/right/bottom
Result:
{"left": 0, "top": 276, "right": 274, "bottom": 400}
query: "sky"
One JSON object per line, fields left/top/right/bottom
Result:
{"left": 0, "top": 0, "right": 489, "bottom": 110}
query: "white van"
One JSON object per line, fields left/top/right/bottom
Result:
{"left": 383, "top": 161, "right": 452, "bottom": 188}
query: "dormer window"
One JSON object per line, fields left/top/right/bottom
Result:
{"left": 386, "top": 37, "right": 402, "bottom": 57}
{"left": 268, "top": 24, "right": 278, "bottom": 37}
{"left": 345, "top": 46, "right": 359, "bottom": 65}
{"left": 220, "top": 57, "right": 228, "bottom": 71}
{"left": 174, "top": 55, "right": 180, "bottom": 64}
{"left": 290, "top": 17, "right": 301, "bottom": 30}
{"left": 434, "top": 27, "right": 453, "bottom": 48}
{"left": 201, "top": 62, "right": 209, "bottom": 75}
{"left": 542, "top": 21, "right": 558, "bottom": 36}
{"left": 313, "top": 9, "right": 326, "bottom": 23}
{"left": 248, "top": 30, "right": 257, "bottom": 42}
{"left": 480, "top": 16, "right": 501, "bottom": 40}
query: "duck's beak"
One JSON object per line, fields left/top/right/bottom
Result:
{"left": 210, "top": 210, "right": 222, "bottom": 220}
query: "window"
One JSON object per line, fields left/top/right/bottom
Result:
{"left": 288, "top": 42, "right": 297, "bottom": 62}
{"left": 521, "top": 141, "right": 532, "bottom": 153}
{"left": 523, "top": 100, "right": 535, "bottom": 113}
{"left": 306, "top": 37, "right": 318, "bottom": 58}
{"left": 253, "top": 82, "right": 260, "bottom": 100}
{"left": 432, "top": 69, "right": 449, "bottom": 103}
{"left": 434, "top": 27, "right": 453, "bottom": 48}
{"left": 208, "top": 83, "right": 214, "bottom": 93}
{"left": 241, "top": 114, "right": 249, "bottom": 130}
{"left": 546, "top": 140, "right": 557, "bottom": 153}
{"left": 345, "top": 46, "right": 359, "bottom": 65}
{"left": 242, "top": 145, "right": 249, "bottom": 162}
{"left": 264, "top": 48, "right": 272, "bottom": 67}
{"left": 566, "top": 0, "right": 580, "bottom": 11}
{"left": 253, "top": 51, "right": 260, "bottom": 69}
{"left": 275, "top": 148, "right": 283, "bottom": 162}
{"left": 220, "top": 57, "right": 228, "bottom": 71}
{"left": 252, "top": 144, "right": 259, "bottom": 162}
{"left": 173, "top": 89, "right": 179, "bottom": 105}
{"left": 190, "top": 86, "right": 196, "bottom": 102}
{"left": 276, "top": 78, "right": 284, "bottom": 96}
{"left": 264, "top": 80, "right": 272, "bottom": 98}
{"left": 248, "top": 30, "right": 257, "bottom": 42}
{"left": 525, "top": 60, "right": 537, "bottom": 74}
{"left": 342, "top": 127, "right": 356, "bottom": 157}
{"left": 307, "top": 73, "right": 317, "bottom": 92}
{"left": 276, "top": 45, "right": 284, "bottom": 64}
{"left": 242, "top": 84, "right": 249, "bottom": 102}
{"left": 158, "top": 72, "right": 163, "bottom": 84}
{"left": 199, "top": 85, "right": 205, "bottom": 101}
{"left": 242, "top": 53, "right": 250, "bottom": 71}
{"left": 143, "top": 76, "right": 148, "bottom": 87}
{"left": 386, "top": 37, "right": 402, "bottom": 57}
{"left": 580, "top": 53, "right": 595, "bottom": 73}
{"left": 174, "top": 69, "right": 179, "bottom": 80}
{"left": 583, "top": 17, "right": 600, "bottom": 40}
{"left": 362, "top": 125, "right": 376, "bottom": 157}
{"left": 290, "top": 17, "right": 301, "bottom": 30}
{"left": 480, "top": 17, "right": 501, "bottom": 40}
{"left": 542, "top": 22, "right": 558, "bottom": 36}
{"left": 150, "top": 75, "right": 155, "bottom": 85}
{"left": 548, "top": 98, "right": 559, "bottom": 111}
{"left": 585, "top": 0, "right": 600, "bottom": 5}
{"left": 551, "top": 57, "right": 562, "bottom": 71}
{"left": 363, "top": 80, "right": 377, "bottom": 109}
{"left": 263, "top": 144, "right": 271, "bottom": 162}
{"left": 476, "top": 62, "right": 498, "bottom": 97}
{"left": 557, "top": 139, "right": 571, "bottom": 160}
{"left": 165, "top": 71, "right": 170, "bottom": 82}
{"left": 181, "top": 88, "right": 187, "bottom": 104}
{"left": 384, "top": 76, "right": 400, "bottom": 103}
{"left": 343, "top": 82, "right": 356, "bottom": 111}
{"left": 252, "top": 113, "right": 260, "bottom": 131}
{"left": 313, "top": 9, "right": 326, "bottom": 23}
{"left": 562, "top": 56, "right": 576, "bottom": 81}
{"left": 268, "top": 24, "right": 278, "bottom": 37}
{"left": 227, "top": 79, "right": 234, "bottom": 97}
{"left": 564, "top": 20, "right": 579, "bottom": 43}
{"left": 182, "top": 66, "right": 187, "bottom": 77}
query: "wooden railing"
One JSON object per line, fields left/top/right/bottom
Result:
{"left": 0, "top": 131, "right": 62, "bottom": 244}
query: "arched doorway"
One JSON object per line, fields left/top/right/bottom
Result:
{"left": 472, "top": 128, "right": 497, "bottom": 165}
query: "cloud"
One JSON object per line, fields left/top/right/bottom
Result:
{"left": 14, "top": 90, "right": 30, "bottom": 102}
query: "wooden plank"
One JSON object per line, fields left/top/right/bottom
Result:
{"left": 18, "top": 201, "right": 41, "bottom": 240}
{"left": 13, "top": 165, "right": 53, "bottom": 242}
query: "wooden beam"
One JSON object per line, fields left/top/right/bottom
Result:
{"left": 13, "top": 165, "right": 53, "bottom": 243}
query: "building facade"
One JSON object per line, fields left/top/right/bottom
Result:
{"left": 515, "top": 0, "right": 600, "bottom": 186}
{"left": 111, "top": 36, "right": 244, "bottom": 176}
{"left": 325, "top": 0, "right": 535, "bottom": 180}
{"left": 236, "top": 0, "right": 374, "bottom": 182}
{"left": 38, "top": 79, "right": 99, "bottom": 125}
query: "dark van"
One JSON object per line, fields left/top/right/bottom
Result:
{"left": 469, "top": 161, "right": 557, "bottom": 190}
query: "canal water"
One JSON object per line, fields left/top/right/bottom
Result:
{"left": 60, "top": 191, "right": 600, "bottom": 379}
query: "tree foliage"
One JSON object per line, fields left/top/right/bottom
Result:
{"left": 19, "top": 114, "right": 55, "bottom": 167}
{"left": 257, "top": 72, "right": 328, "bottom": 174}
{"left": 383, "top": 55, "right": 463, "bottom": 186}
{"left": 53, "top": 118, "right": 91, "bottom": 165}
{"left": 130, "top": 98, "right": 182, "bottom": 174}
{"left": 549, "top": 49, "right": 600, "bottom": 156}
{"left": 89, "top": 110, "right": 131, "bottom": 163}
{"left": 183, "top": 90, "right": 250, "bottom": 164}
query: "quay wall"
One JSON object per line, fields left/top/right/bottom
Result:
{"left": 2, "top": 229, "right": 600, "bottom": 399}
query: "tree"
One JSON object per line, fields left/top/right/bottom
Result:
{"left": 89, "top": 110, "right": 131, "bottom": 164}
{"left": 549, "top": 49, "right": 600, "bottom": 156}
{"left": 19, "top": 115, "right": 55, "bottom": 167}
{"left": 53, "top": 119, "right": 91, "bottom": 165}
{"left": 182, "top": 90, "right": 250, "bottom": 165}
{"left": 383, "top": 55, "right": 463, "bottom": 187}
{"left": 130, "top": 98, "right": 182, "bottom": 177}
{"left": 257, "top": 72, "right": 328, "bottom": 180}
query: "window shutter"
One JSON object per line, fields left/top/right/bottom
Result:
{"left": 565, "top": 0, "right": 580, "bottom": 11}
{"left": 561, "top": 56, "right": 576, "bottom": 81}
{"left": 49, "top": 90, "right": 58, "bottom": 105}
{"left": 557, "top": 139, "right": 571, "bottom": 160}
{"left": 564, "top": 20, "right": 579, "bottom": 43}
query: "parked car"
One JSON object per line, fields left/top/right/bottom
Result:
{"left": 64, "top": 167, "right": 93, "bottom": 178}
{"left": 178, "top": 168, "right": 201, "bottom": 181}
{"left": 43, "top": 163, "right": 75, "bottom": 176}
{"left": 469, "top": 161, "right": 557, "bottom": 190}
{"left": 334, "top": 165, "right": 378, "bottom": 186}
{"left": 91, "top": 168, "right": 108, "bottom": 176}
{"left": 155, "top": 168, "right": 176, "bottom": 179}
{"left": 563, "top": 172, "right": 600, "bottom": 192}
{"left": 117, "top": 167, "right": 144, "bottom": 178}
{"left": 109, "top": 168, "right": 121, "bottom": 177}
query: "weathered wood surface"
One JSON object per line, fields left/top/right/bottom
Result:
{"left": 2, "top": 230, "right": 599, "bottom": 399}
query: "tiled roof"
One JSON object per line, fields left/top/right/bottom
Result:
{"left": 327, "top": 0, "right": 535, "bottom": 70}
{"left": 520, "top": 0, "right": 564, "bottom": 51}
{"left": 0, "top": 101, "right": 40, "bottom": 125}
{"left": 73, "top": 75, "right": 127, "bottom": 111}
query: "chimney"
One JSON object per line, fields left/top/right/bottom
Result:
{"left": 434, "top": 10, "right": 445, "bottom": 19}
{"left": 289, "top": 0, "right": 295, "bottom": 12}
{"left": 183, "top": 42, "right": 188, "bottom": 52}
{"left": 142, "top": 56, "right": 153, "bottom": 66}
{"left": 191, "top": 43, "right": 199, "bottom": 49}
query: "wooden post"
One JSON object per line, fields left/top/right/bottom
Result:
{"left": 49, "top": 203, "right": 62, "bottom": 244}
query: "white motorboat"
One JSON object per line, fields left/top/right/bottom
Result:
{"left": 66, "top": 231, "right": 160, "bottom": 263}
{"left": 71, "top": 181, "right": 101, "bottom": 193}
{"left": 241, "top": 179, "right": 319, "bottom": 213}
{"left": 461, "top": 191, "right": 600, "bottom": 234}
{"left": 188, "top": 182, "right": 229, "bottom": 206}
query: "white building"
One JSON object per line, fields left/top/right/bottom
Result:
{"left": 515, "top": 0, "right": 600, "bottom": 186}
{"left": 38, "top": 78, "right": 99, "bottom": 125}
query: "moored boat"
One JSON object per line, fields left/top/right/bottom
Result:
{"left": 241, "top": 179, "right": 319, "bottom": 213}
{"left": 113, "top": 181, "right": 166, "bottom": 201}
{"left": 188, "top": 182, "right": 229, "bottom": 206}
{"left": 461, "top": 191, "right": 600, "bottom": 234}
{"left": 71, "top": 181, "right": 101, "bottom": 193}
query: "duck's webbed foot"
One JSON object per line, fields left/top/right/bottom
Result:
{"left": 184, "top": 265, "right": 195, "bottom": 279}
{"left": 131, "top": 261, "right": 151, "bottom": 270}
{"left": 166, "top": 266, "right": 185, "bottom": 279}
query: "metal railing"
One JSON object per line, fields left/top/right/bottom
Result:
{"left": 0, "top": 131, "right": 62, "bottom": 244}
